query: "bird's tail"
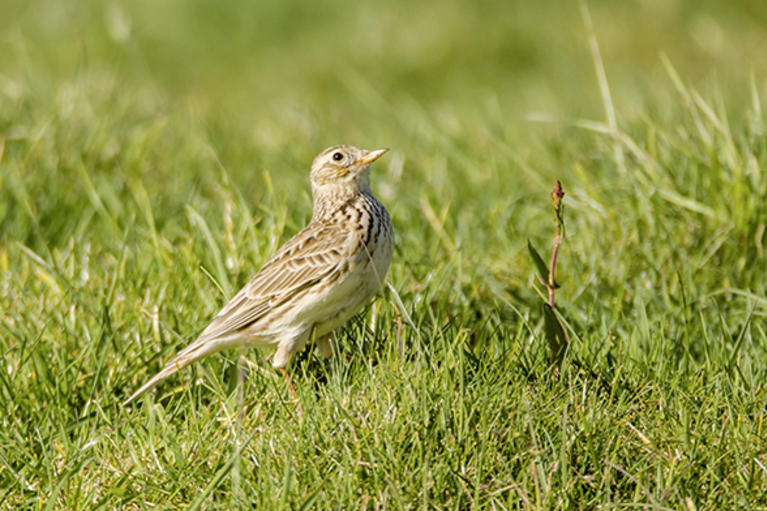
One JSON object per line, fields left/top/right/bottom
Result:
{"left": 122, "top": 334, "right": 238, "bottom": 406}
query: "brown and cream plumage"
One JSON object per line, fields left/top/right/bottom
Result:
{"left": 123, "top": 145, "right": 394, "bottom": 405}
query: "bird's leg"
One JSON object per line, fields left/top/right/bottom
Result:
{"left": 278, "top": 367, "right": 302, "bottom": 419}
{"left": 278, "top": 366, "right": 297, "bottom": 398}
{"left": 316, "top": 334, "right": 333, "bottom": 359}
{"left": 273, "top": 332, "right": 313, "bottom": 417}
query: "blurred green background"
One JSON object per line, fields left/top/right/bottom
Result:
{"left": 2, "top": 0, "right": 766, "bottom": 126}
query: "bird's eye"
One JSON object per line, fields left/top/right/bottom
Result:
{"left": 332, "top": 152, "right": 344, "bottom": 162}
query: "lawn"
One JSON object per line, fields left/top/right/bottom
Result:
{"left": 1, "top": 0, "right": 766, "bottom": 508}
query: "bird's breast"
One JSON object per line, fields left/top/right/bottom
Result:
{"left": 307, "top": 195, "right": 393, "bottom": 335}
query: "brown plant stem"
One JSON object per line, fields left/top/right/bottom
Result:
{"left": 548, "top": 180, "right": 565, "bottom": 308}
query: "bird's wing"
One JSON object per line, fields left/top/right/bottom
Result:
{"left": 121, "top": 221, "right": 353, "bottom": 405}
{"left": 193, "top": 221, "right": 351, "bottom": 341}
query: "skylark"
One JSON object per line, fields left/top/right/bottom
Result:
{"left": 124, "top": 145, "right": 394, "bottom": 405}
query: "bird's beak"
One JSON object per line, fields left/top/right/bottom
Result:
{"left": 356, "top": 148, "right": 389, "bottom": 166}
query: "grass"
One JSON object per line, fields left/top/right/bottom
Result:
{"left": 1, "top": 0, "right": 767, "bottom": 508}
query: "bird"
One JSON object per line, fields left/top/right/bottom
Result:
{"left": 123, "top": 145, "right": 394, "bottom": 405}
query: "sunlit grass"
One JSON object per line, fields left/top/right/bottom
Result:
{"left": 1, "top": 0, "right": 766, "bottom": 508}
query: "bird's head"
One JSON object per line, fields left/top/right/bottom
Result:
{"left": 310, "top": 145, "right": 388, "bottom": 197}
